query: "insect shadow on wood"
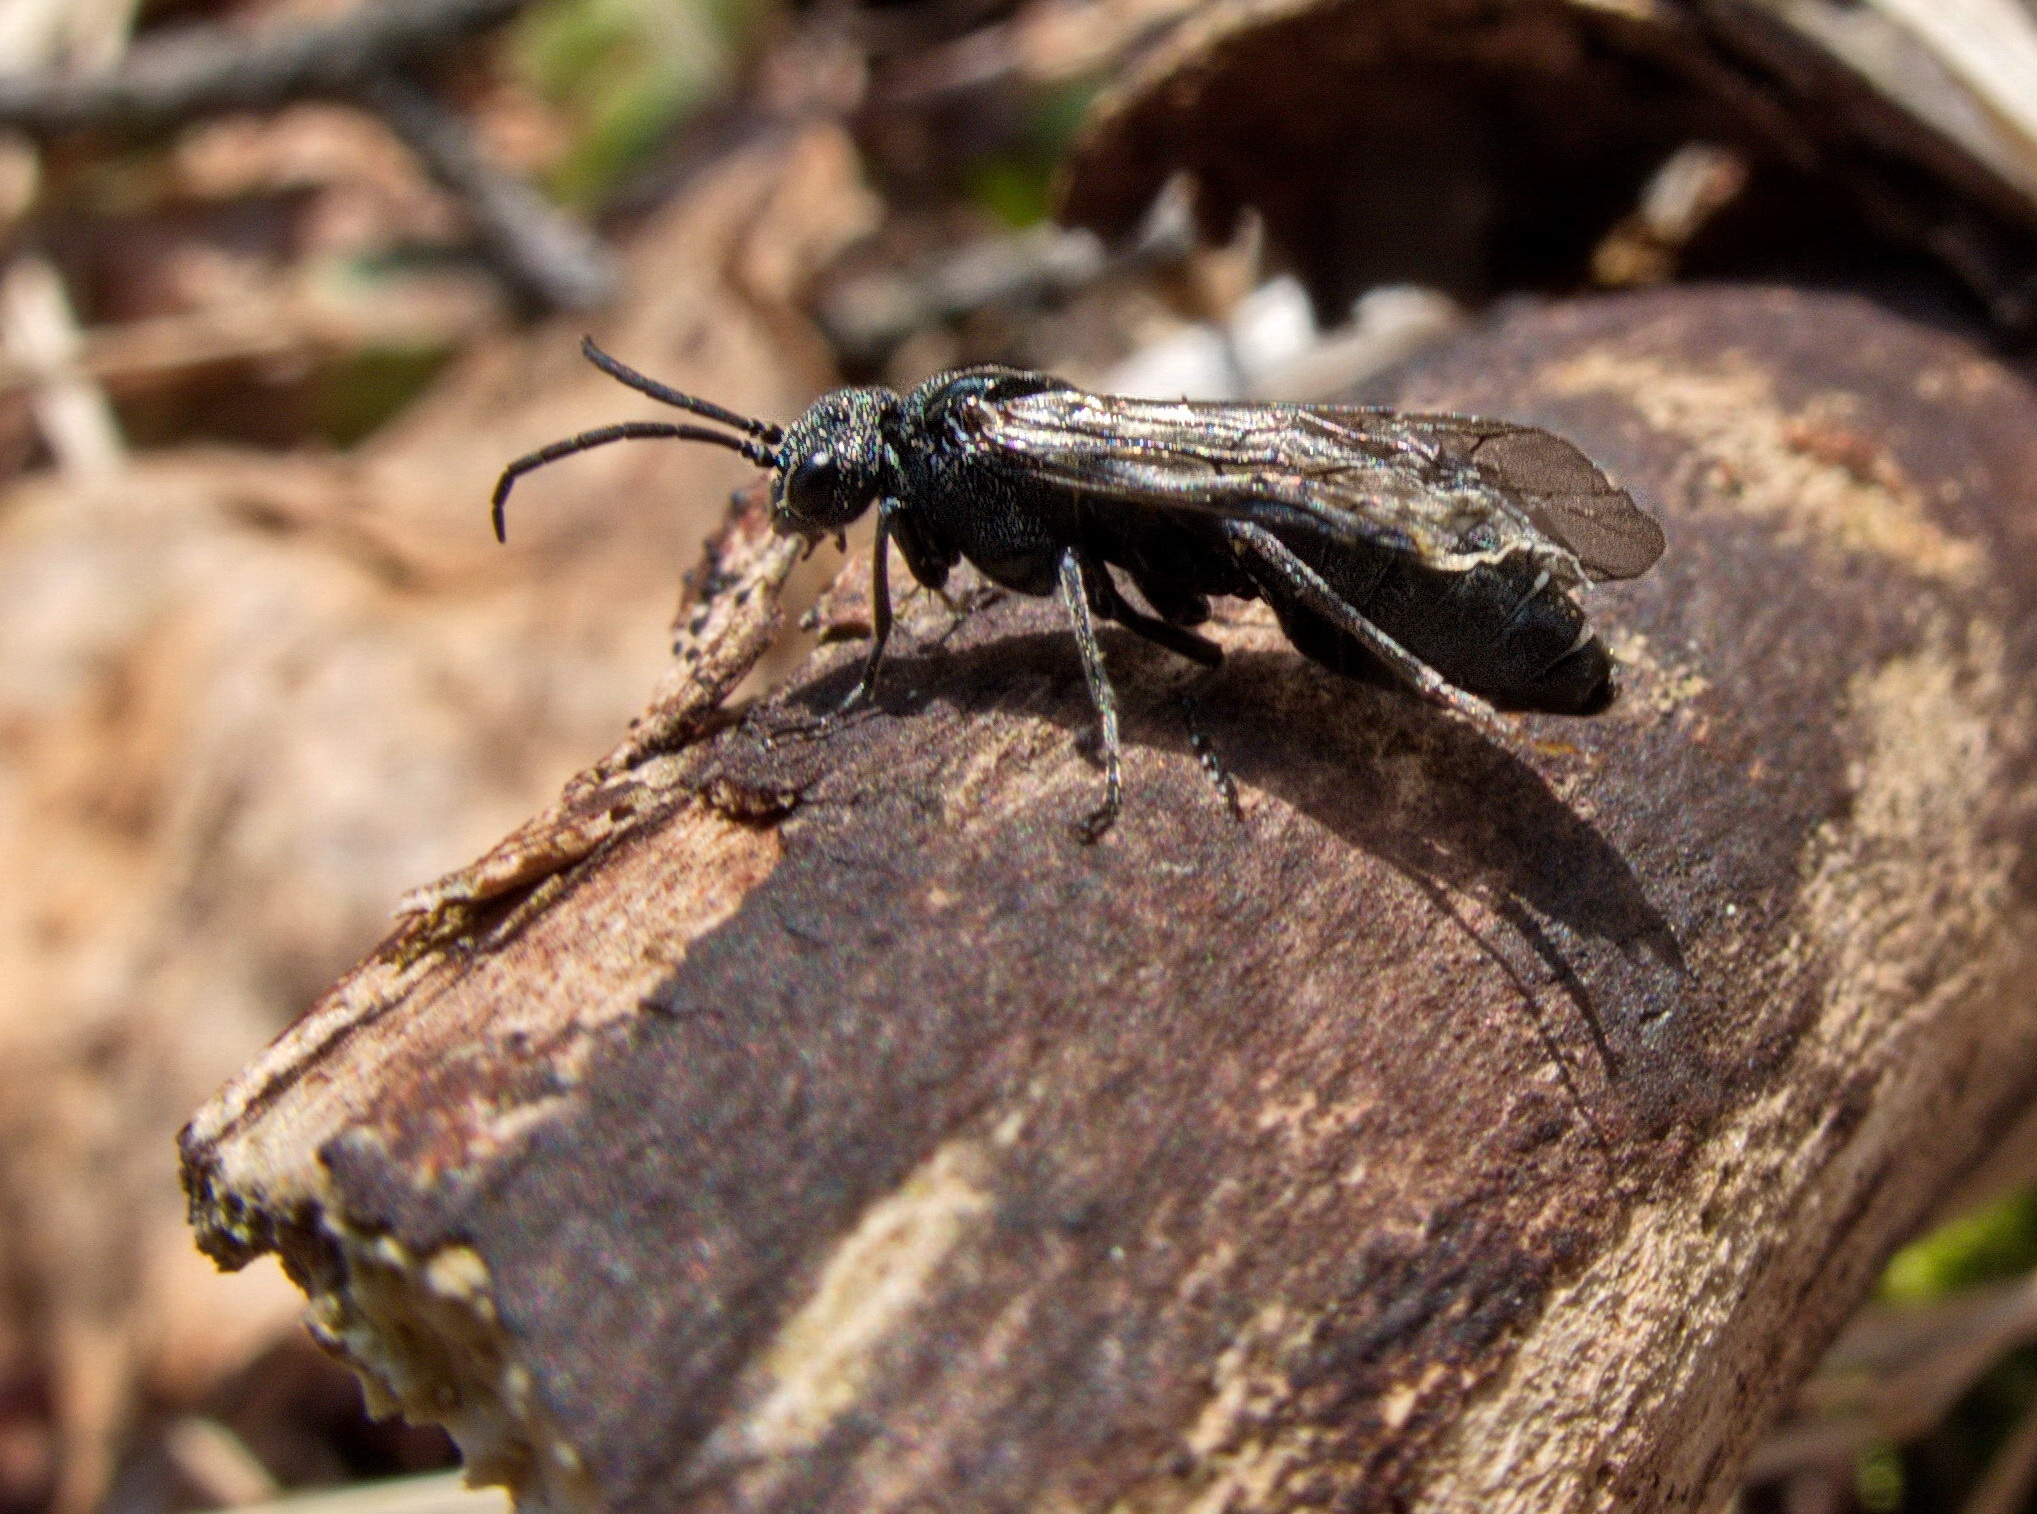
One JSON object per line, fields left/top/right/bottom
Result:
{"left": 493, "top": 337, "right": 1666, "bottom": 841}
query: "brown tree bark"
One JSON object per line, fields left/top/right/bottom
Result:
{"left": 183, "top": 284, "right": 2037, "bottom": 1513}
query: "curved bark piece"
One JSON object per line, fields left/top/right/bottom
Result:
{"left": 1059, "top": 0, "right": 2037, "bottom": 326}
{"left": 183, "top": 285, "right": 2037, "bottom": 1513}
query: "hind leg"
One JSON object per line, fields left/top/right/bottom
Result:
{"left": 1225, "top": 521, "right": 1508, "bottom": 742}
{"left": 1179, "top": 692, "right": 1244, "bottom": 822}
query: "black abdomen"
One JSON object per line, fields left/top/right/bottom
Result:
{"left": 1265, "top": 530, "right": 1615, "bottom": 715}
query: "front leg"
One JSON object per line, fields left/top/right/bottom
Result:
{"left": 1057, "top": 548, "right": 1124, "bottom": 842}
{"left": 836, "top": 502, "right": 896, "bottom": 714}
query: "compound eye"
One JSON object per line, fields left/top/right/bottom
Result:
{"left": 783, "top": 450, "right": 845, "bottom": 524}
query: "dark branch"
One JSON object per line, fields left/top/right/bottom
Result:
{"left": 0, "top": 0, "right": 525, "bottom": 137}
{"left": 362, "top": 71, "right": 617, "bottom": 313}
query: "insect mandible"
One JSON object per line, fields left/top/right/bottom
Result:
{"left": 494, "top": 338, "right": 1666, "bottom": 840}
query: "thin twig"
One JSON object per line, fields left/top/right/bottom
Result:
{"left": 0, "top": 252, "right": 125, "bottom": 477}
{"left": 0, "top": 272, "right": 498, "bottom": 399}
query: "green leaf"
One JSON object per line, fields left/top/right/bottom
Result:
{"left": 1881, "top": 1187, "right": 2037, "bottom": 1303}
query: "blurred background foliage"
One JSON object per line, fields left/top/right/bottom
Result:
{"left": 509, "top": 0, "right": 760, "bottom": 209}
{"left": 962, "top": 78, "right": 1092, "bottom": 228}
{"left": 1884, "top": 1193, "right": 2037, "bottom": 1309}
{"left": 1858, "top": 1192, "right": 2037, "bottom": 1514}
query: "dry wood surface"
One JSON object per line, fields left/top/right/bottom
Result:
{"left": 182, "top": 283, "right": 2037, "bottom": 1514}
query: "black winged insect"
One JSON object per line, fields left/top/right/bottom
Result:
{"left": 494, "top": 339, "right": 1666, "bottom": 839}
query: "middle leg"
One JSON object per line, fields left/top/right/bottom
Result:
{"left": 1057, "top": 549, "right": 1125, "bottom": 842}
{"left": 1078, "top": 551, "right": 1223, "bottom": 669}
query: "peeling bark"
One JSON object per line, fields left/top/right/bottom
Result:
{"left": 184, "top": 285, "right": 2037, "bottom": 1512}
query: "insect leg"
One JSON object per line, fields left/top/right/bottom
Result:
{"left": 1224, "top": 521, "right": 1510, "bottom": 742}
{"left": 1181, "top": 694, "right": 1244, "bottom": 822}
{"left": 1057, "top": 549, "right": 1124, "bottom": 842}
{"left": 1077, "top": 551, "right": 1223, "bottom": 669}
{"left": 835, "top": 503, "right": 896, "bottom": 714}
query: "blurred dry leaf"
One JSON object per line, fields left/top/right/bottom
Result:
{"left": 173, "top": 105, "right": 464, "bottom": 256}
{"left": 0, "top": 119, "right": 872, "bottom": 1514}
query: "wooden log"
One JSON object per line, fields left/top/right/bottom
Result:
{"left": 183, "top": 284, "right": 2037, "bottom": 1512}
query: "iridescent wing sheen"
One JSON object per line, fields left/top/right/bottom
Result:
{"left": 965, "top": 389, "right": 1664, "bottom": 584}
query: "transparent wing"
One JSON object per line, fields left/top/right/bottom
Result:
{"left": 966, "top": 390, "right": 1663, "bottom": 583}
{"left": 1396, "top": 414, "right": 1666, "bottom": 581}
